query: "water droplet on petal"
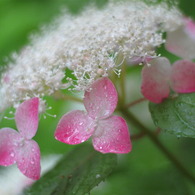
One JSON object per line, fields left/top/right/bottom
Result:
{"left": 10, "top": 152, "right": 15, "bottom": 157}
{"left": 79, "top": 122, "right": 83, "bottom": 125}
{"left": 31, "top": 160, "right": 35, "bottom": 165}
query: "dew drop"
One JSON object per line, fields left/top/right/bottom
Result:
{"left": 10, "top": 152, "right": 15, "bottom": 157}
{"left": 154, "top": 119, "right": 158, "bottom": 125}
{"left": 31, "top": 160, "right": 35, "bottom": 165}
{"left": 79, "top": 122, "right": 83, "bottom": 125}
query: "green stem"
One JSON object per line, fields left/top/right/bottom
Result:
{"left": 131, "top": 128, "right": 160, "bottom": 141}
{"left": 126, "top": 97, "right": 147, "bottom": 108}
{"left": 53, "top": 91, "right": 83, "bottom": 103}
{"left": 119, "top": 64, "right": 126, "bottom": 104}
{"left": 120, "top": 108, "right": 195, "bottom": 184}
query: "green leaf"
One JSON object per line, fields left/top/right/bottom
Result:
{"left": 24, "top": 144, "right": 117, "bottom": 195}
{"left": 149, "top": 93, "right": 195, "bottom": 138}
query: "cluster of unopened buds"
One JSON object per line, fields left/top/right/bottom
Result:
{"left": 0, "top": 15, "right": 195, "bottom": 181}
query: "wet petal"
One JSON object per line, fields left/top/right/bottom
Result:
{"left": 92, "top": 116, "right": 131, "bottom": 154}
{"left": 127, "top": 55, "right": 155, "bottom": 65}
{"left": 55, "top": 110, "right": 95, "bottom": 144}
{"left": 0, "top": 128, "right": 21, "bottom": 166}
{"left": 15, "top": 97, "right": 39, "bottom": 139}
{"left": 84, "top": 77, "right": 118, "bottom": 120}
{"left": 16, "top": 140, "right": 40, "bottom": 180}
{"left": 184, "top": 17, "right": 195, "bottom": 40}
{"left": 165, "top": 19, "right": 195, "bottom": 60}
{"left": 170, "top": 60, "right": 195, "bottom": 93}
{"left": 141, "top": 57, "right": 171, "bottom": 103}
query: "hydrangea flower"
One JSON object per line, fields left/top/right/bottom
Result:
{"left": 55, "top": 77, "right": 131, "bottom": 153}
{"left": 141, "top": 57, "right": 195, "bottom": 103}
{"left": 165, "top": 17, "right": 195, "bottom": 60}
{"left": 0, "top": 97, "right": 41, "bottom": 180}
{"left": 0, "top": 1, "right": 183, "bottom": 113}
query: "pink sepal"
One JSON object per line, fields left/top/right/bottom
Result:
{"left": 165, "top": 17, "right": 195, "bottom": 60}
{"left": 15, "top": 97, "right": 39, "bottom": 139}
{"left": 55, "top": 110, "right": 95, "bottom": 144}
{"left": 92, "top": 116, "right": 131, "bottom": 154}
{"left": 84, "top": 77, "right": 118, "bottom": 120}
{"left": 16, "top": 140, "right": 40, "bottom": 180}
{"left": 170, "top": 60, "right": 195, "bottom": 93}
{"left": 141, "top": 57, "right": 171, "bottom": 103}
{"left": 184, "top": 17, "right": 195, "bottom": 40}
{"left": 0, "top": 128, "right": 21, "bottom": 166}
{"left": 127, "top": 55, "right": 155, "bottom": 65}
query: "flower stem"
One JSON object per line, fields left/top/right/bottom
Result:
{"left": 53, "top": 91, "right": 83, "bottom": 103}
{"left": 131, "top": 128, "right": 160, "bottom": 141}
{"left": 126, "top": 97, "right": 147, "bottom": 108}
{"left": 120, "top": 108, "right": 195, "bottom": 184}
{"left": 119, "top": 63, "right": 126, "bottom": 104}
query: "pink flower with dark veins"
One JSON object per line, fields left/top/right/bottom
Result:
{"left": 141, "top": 57, "right": 195, "bottom": 103}
{"left": 0, "top": 97, "right": 41, "bottom": 180}
{"left": 55, "top": 77, "right": 132, "bottom": 154}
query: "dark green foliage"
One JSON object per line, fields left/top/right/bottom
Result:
{"left": 24, "top": 144, "right": 117, "bottom": 195}
{"left": 150, "top": 93, "right": 195, "bottom": 138}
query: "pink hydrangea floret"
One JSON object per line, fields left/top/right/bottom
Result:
{"left": 55, "top": 77, "right": 132, "bottom": 154}
{"left": 141, "top": 57, "right": 195, "bottom": 103}
{"left": 0, "top": 97, "right": 41, "bottom": 180}
{"left": 165, "top": 17, "right": 195, "bottom": 60}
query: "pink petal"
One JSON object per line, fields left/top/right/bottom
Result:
{"left": 55, "top": 110, "right": 95, "bottom": 144}
{"left": 16, "top": 140, "right": 40, "bottom": 180}
{"left": 170, "top": 60, "right": 195, "bottom": 93}
{"left": 92, "top": 116, "right": 131, "bottom": 154}
{"left": 127, "top": 55, "right": 155, "bottom": 65}
{"left": 141, "top": 57, "right": 171, "bottom": 103}
{"left": 184, "top": 17, "right": 195, "bottom": 40}
{"left": 0, "top": 128, "right": 21, "bottom": 166}
{"left": 15, "top": 97, "right": 39, "bottom": 139}
{"left": 165, "top": 20, "right": 195, "bottom": 60}
{"left": 84, "top": 77, "right": 118, "bottom": 120}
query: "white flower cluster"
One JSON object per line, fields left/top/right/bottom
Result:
{"left": 0, "top": 0, "right": 183, "bottom": 112}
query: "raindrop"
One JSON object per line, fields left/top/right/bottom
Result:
{"left": 177, "top": 135, "right": 181, "bottom": 138}
{"left": 96, "top": 174, "right": 101, "bottom": 178}
{"left": 154, "top": 119, "right": 158, "bottom": 125}
{"left": 10, "top": 152, "right": 15, "bottom": 157}
{"left": 31, "top": 160, "right": 35, "bottom": 165}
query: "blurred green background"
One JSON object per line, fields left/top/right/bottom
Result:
{"left": 0, "top": 0, "right": 195, "bottom": 194}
